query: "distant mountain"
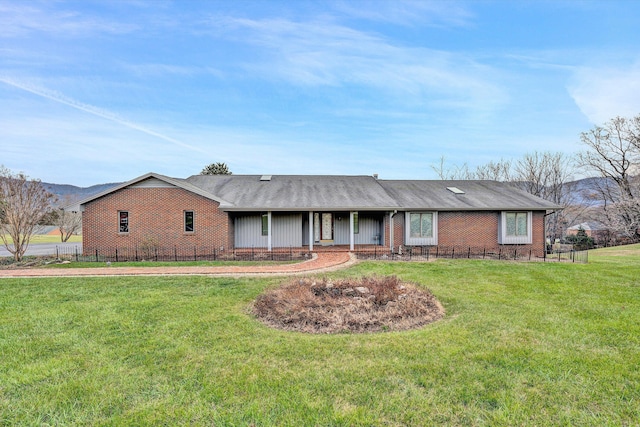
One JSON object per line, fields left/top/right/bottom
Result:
{"left": 42, "top": 182, "right": 122, "bottom": 205}
{"left": 564, "top": 176, "right": 616, "bottom": 206}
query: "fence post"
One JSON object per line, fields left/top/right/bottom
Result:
{"left": 529, "top": 249, "right": 532, "bottom": 261}
{"left": 514, "top": 248, "right": 517, "bottom": 260}
{"left": 75, "top": 246, "right": 79, "bottom": 262}
{"left": 483, "top": 247, "right": 486, "bottom": 259}
{"left": 174, "top": 245, "right": 177, "bottom": 262}
{"left": 155, "top": 248, "right": 158, "bottom": 262}
{"left": 468, "top": 247, "right": 471, "bottom": 259}
{"left": 56, "top": 246, "right": 59, "bottom": 259}
{"left": 427, "top": 247, "right": 429, "bottom": 261}
{"left": 436, "top": 246, "right": 439, "bottom": 258}
{"left": 452, "top": 247, "right": 455, "bottom": 259}
{"left": 498, "top": 247, "right": 502, "bottom": 260}
{"left": 115, "top": 248, "right": 118, "bottom": 263}
{"left": 194, "top": 246, "right": 197, "bottom": 261}
{"left": 95, "top": 249, "right": 99, "bottom": 263}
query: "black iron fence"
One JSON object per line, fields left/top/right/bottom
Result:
{"left": 353, "top": 245, "right": 588, "bottom": 263}
{"left": 54, "top": 245, "right": 312, "bottom": 263}
{"left": 33, "top": 244, "right": 587, "bottom": 264}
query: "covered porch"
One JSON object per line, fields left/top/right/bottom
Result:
{"left": 232, "top": 210, "right": 386, "bottom": 251}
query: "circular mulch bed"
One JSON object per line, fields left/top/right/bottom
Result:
{"left": 251, "top": 275, "right": 445, "bottom": 334}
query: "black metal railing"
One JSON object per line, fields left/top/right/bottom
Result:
{"left": 352, "top": 244, "right": 588, "bottom": 263}
{"left": 53, "top": 245, "right": 312, "bottom": 263}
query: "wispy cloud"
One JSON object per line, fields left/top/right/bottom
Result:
{"left": 568, "top": 62, "right": 640, "bottom": 124}
{"left": 0, "top": 2, "right": 136, "bottom": 37}
{"left": 210, "top": 16, "right": 506, "bottom": 111}
{"left": 330, "top": 0, "right": 473, "bottom": 27}
{"left": 0, "top": 76, "right": 206, "bottom": 154}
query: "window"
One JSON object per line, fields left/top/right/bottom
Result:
{"left": 506, "top": 212, "right": 528, "bottom": 237}
{"left": 184, "top": 210, "right": 194, "bottom": 233}
{"left": 353, "top": 212, "right": 359, "bottom": 234}
{"left": 119, "top": 211, "right": 129, "bottom": 233}
{"left": 410, "top": 212, "right": 433, "bottom": 238}
{"left": 261, "top": 213, "right": 269, "bottom": 236}
{"left": 405, "top": 212, "right": 438, "bottom": 245}
{"left": 499, "top": 211, "right": 532, "bottom": 244}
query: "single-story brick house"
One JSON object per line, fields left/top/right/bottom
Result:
{"left": 74, "top": 172, "right": 560, "bottom": 256}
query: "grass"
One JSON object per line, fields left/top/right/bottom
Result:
{"left": 0, "top": 245, "right": 638, "bottom": 425}
{"left": 1, "top": 234, "right": 82, "bottom": 244}
{"left": 43, "top": 259, "right": 297, "bottom": 268}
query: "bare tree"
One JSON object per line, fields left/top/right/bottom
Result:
{"left": 201, "top": 162, "right": 232, "bottom": 175}
{"left": 511, "top": 152, "right": 575, "bottom": 240}
{"left": 577, "top": 115, "right": 639, "bottom": 200}
{"left": 577, "top": 115, "right": 640, "bottom": 241}
{"left": 0, "top": 167, "right": 57, "bottom": 261}
{"left": 57, "top": 210, "right": 82, "bottom": 243}
{"left": 473, "top": 159, "right": 512, "bottom": 181}
{"left": 604, "top": 196, "right": 640, "bottom": 240}
{"left": 54, "top": 195, "right": 83, "bottom": 242}
{"left": 430, "top": 156, "right": 473, "bottom": 180}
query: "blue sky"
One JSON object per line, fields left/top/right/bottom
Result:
{"left": 1, "top": 0, "right": 639, "bottom": 186}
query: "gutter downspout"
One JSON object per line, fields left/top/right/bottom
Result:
{"left": 309, "top": 211, "right": 314, "bottom": 252}
{"left": 267, "top": 211, "right": 272, "bottom": 251}
{"left": 389, "top": 210, "right": 397, "bottom": 252}
{"left": 349, "top": 211, "right": 355, "bottom": 251}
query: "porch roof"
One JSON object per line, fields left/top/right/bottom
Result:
{"left": 185, "top": 174, "right": 401, "bottom": 211}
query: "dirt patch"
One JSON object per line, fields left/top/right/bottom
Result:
{"left": 252, "top": 275, "right": 444, "bottom": 334}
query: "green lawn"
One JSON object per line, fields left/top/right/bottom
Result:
{"left": 0, "top": 246, "right": 638, "bottom": 425}
{"left": 1, "top": 234, "right": 82, "bottom": 244}
{"left": 44, "top": 260, "right": 297, "bottom": 268}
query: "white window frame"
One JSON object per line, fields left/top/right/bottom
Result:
{"left": 499, "top": 211, "right": 532, "bottom": 244}
{"left": 184, "top": 210, "right": 194, "bottom": 233}
{"left": 404, "top": 211, "right": 438, "bottom": 246}
{"left": 118, "top": 211, "right": 129, "bottom": 233}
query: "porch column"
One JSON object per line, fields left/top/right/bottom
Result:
{"left": 267, "top": 211, "right": 272, "bottom": 251}
{"left": 389, "top": 211, "right": 394, "bottom": 251}
{"left": 309, "top": 211, "right": 314, "bottom": 252}
{"left": 349, "top": 211, "right": 355, "bottom": 251}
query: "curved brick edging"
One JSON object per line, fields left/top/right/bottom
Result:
{"left": 0, "top": 252, "right": 357, "bottom": 278}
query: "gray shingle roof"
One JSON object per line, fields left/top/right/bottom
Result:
{"left": 379, "top": 180, "right": 560, "bottom": 210}
{"left": 184, "top": 175, "right": 400, "bottom": 211}
{"left": 76, "top": 173, "right": 561, "bottom": 212}
{"left": 185, "top": 175, "right": 560, "bottom": 211}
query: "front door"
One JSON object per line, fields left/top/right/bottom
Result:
{"left": 321, "top": 213, "right": 334, "bottom": 243}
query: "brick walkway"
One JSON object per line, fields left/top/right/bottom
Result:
{"left": 0, "top": 252, "right": 357, "bottom": 278}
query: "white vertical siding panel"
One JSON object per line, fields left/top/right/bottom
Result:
{"left": 235, "top": 215, "right": 268, "bottom": 248}
{"left": 273, "top": 214, "right": 303, "bottom": 247}
{"left": 334, "top": 218, "right": 350, "bottom": 244}
{"left": 355, "top": 217, "right": 382, "bottom": 245}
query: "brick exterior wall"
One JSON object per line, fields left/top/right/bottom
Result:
{"left": 383, "top": 210, "right": 547, "bottom": 257}
{"left": 382, "top": 212, "right": 405, "bottom": 250}
{"left": 82, "top": 187, "right": 232, "bottom": 253}
{"left": 438, "top": 211, "right": 499, "bottom": 247}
